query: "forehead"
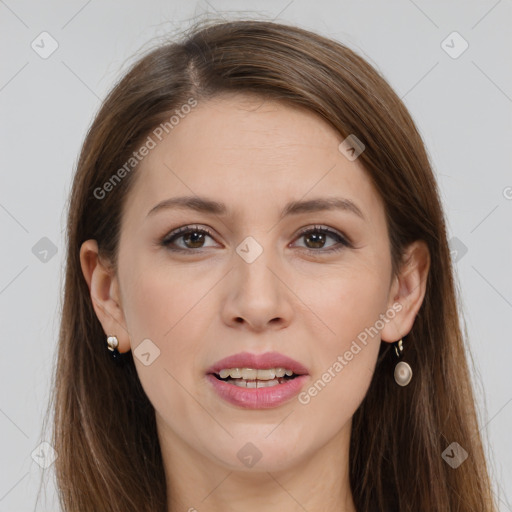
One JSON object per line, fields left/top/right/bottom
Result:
{"left": 124, "top": 94, "right": 384, "bottom": 226}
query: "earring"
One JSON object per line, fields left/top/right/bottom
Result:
{"left": 393, "top": 338, "right": 412, "bottom": 386}
{"left": 106, "top": 335, "right": 125, "bottom": 366}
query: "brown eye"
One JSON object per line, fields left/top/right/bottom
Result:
{"left": 293, "top": 225, "right": 351, "bottom": 253}
{"left": 161, "top": 224, "right": 351, "bottom": 254}
{"left": 162, "top": 225, "right": 217, "bottom": 251}
{"left": 182, "top": 231, "right": 207, "bottom": 249}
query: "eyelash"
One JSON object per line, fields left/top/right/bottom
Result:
{"left": 160, "top": 224, "right": 351, "bottom": 254}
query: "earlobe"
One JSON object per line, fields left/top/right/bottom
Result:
{"left": 381, "top": 240, "right": 430, "bottom": 343}
{"left": 79, "top": 240, "right": 131, "bottom": 353}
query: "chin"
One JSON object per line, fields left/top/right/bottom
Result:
{"left": 204, "top": 434, "right": 309, "bottom": 473}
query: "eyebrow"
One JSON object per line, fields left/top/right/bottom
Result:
{"left": 146, "top": 195, "right": 365, "bottom": 220}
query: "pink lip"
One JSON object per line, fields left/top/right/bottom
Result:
{"left": 205, "top": 351, "right": 310, "bottom": 409}
{"left": 205, "top": 351, "right": 309, "bottom": 376}
{"left": 206, "top": 373, "right": 309, "bottom": 409}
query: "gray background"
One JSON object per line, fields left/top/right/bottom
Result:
{"left": 1, "top": 1, "right": 511, "bottom": 510}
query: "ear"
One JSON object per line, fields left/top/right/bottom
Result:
{"left": 381, "top": 240, "right": 430, "bottom": 343}
{"left": 79, "top": 239, "right": 131, "bottom": 353}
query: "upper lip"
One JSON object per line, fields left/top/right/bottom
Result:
{"left": 206, "top": 351, "right": 309, "bottom": 376}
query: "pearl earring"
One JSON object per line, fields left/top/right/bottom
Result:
{"left": 106, "top": 335, "right": 126, "bottom": 366}
{"left": 393, "top": 338, "right": 412, "bottom": 386}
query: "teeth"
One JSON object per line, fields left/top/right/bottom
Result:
{"left": 233, "top": 378, "right": 280, "bottom": 388}
{"left": 218, "top": 367, "right": 295, "bottom": 380}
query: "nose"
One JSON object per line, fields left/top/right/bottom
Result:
{"left": 221, "top": 246, "right": 294, "bottom": 332}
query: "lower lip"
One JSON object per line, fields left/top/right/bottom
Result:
{"left": 206, "top": 374, "right": 309, "bottom": 409}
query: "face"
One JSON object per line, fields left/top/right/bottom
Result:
{"left": 111, "top": 93, "right": 402, "bottom": 472}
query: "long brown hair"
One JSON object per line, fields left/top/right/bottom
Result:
{"left": 43, "top": 16, "right": 498, "bottom": 511}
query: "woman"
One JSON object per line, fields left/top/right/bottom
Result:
{"left": 47, "top": 18, "right": 497, "bottom": 511}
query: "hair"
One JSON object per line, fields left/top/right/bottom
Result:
{"left": 43, "top": 16, "right": 498, "bottom": 512}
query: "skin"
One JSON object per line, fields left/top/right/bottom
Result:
{"left": 80, "top": 93, "right": 430, "bottom": 512}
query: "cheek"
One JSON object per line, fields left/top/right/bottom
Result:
{"left": 301, "top": 259, "right": 390, "bottom": 347}
{"left": 119, "top": 254, "right": 231, "bottom": 427}
{"left": 118, "top": 258, "right": 217, "bottom": 422}
{"left": 296, "top": 260, "right": 390, "bottom": 413}
{"left": 122, "top": 261, "right": 215, "bottom": 359}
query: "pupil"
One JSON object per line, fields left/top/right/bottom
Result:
{"left": 306, "top": 233, "right": 325, "bottom": 248}
{"left": 185, "top": 232, "right": 204, "bottom": 248}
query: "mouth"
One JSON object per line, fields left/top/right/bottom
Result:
{"left": 205, "top": 352, "right": 309, "bottom": 409}
{"left": 211, "top": 367, "right": 300, "bottom": 388}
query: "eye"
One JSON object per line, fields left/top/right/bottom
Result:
{"left": 160, "top": 224, "right": 351, "bottom": 254}
{"left": 161, "top": 225, "right": 218, "bottom": 252}
{"left": 292, "top": 225, "right": 351, "bottom": 253}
